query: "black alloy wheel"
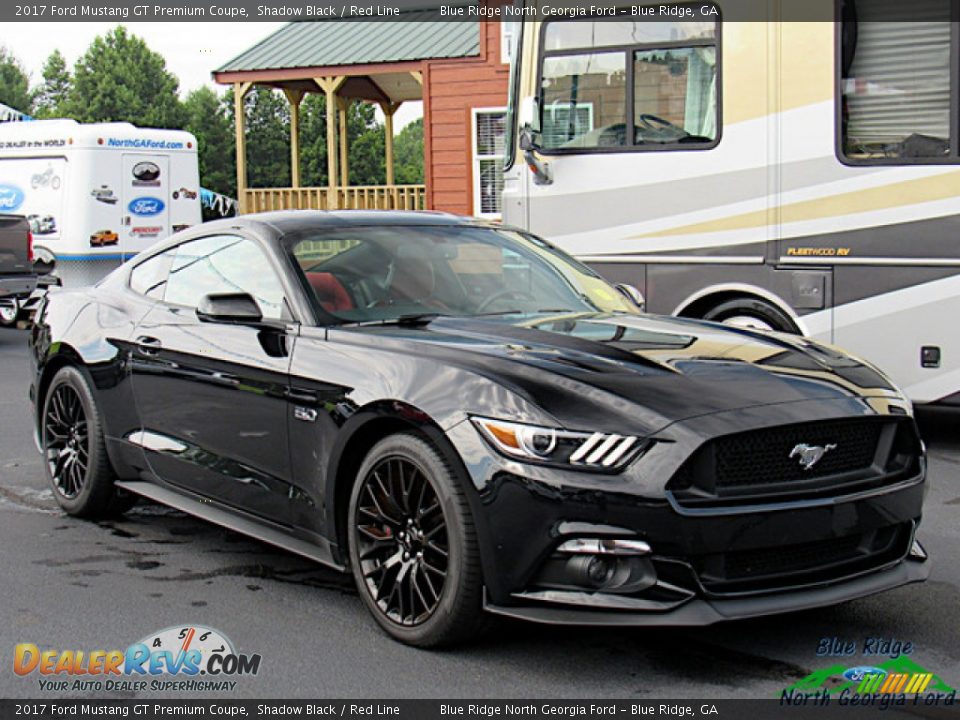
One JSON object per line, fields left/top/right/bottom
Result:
{"left": 348, "top": 433, "right": 484, "bottom": 646}
{"left": 45, "top": 383, "right": 89, "bottom": 499}
{"left": 355, "top": 455, "right": 449, "bottom": 626}
{"left": 42, "top": 366, "right": 135, "bottom": 518}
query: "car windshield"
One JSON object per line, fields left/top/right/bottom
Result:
{"left": 285, "top": 224, "right": 639, "bottom": 323}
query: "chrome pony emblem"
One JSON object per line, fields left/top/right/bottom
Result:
{"left": 789, "top": 443, "right": 837, "bottom": 470}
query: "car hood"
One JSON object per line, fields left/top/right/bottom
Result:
{"left": 333, "top": 312, "right": 904, "bottom": 433}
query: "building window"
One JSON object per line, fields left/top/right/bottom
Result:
{"left": 473, "top": 108, "right": 507, "bottom": 218}
{"left": 501, "top": 21, "right": 518, "bottom": 65}
{"left": 840, "top": 0, "right": 954, "bottom": 163}
{"left": 538, "top": 13, "right": 719, "bottom": 152}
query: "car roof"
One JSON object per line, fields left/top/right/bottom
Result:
{"left": 135, "top": 210, "right": 522, "bottom": 263}
{"left": 250, "top": 209, "right": 501, "bottom": 233}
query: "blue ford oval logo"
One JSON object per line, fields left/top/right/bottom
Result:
{"left": 843, "top": 666, "right": 887, "bottom": 682}
{"left": 128, "top": 197, "right": 165, "bottom": 216}
{"left": 0, "top": 183, "right": 25, "bottom": 212}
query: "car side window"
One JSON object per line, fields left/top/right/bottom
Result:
{"left": 129, "top": 249, "right": 175, "bottom": 300}
{"left": 164, "top": 234, "right": 288, "bottom": 320}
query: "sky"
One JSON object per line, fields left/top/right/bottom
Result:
{"left": 6, "top": 23, "right": 422, "bottom": 129}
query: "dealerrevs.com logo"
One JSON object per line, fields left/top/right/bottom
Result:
{"left": 14, "top": 625, "right": 262, "bottom": 693}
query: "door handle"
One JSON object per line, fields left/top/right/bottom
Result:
{"left": 135, "top": 335, "right": 162, "bottom": 355}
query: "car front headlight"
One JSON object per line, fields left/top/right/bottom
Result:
{"left": 471, "top": 417, "right": 646, "bottom": 471}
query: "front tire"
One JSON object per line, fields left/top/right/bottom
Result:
{"left": 42, "top": 366, "right": 134, "bottom": 518}
{"left": 348, "top": 432, "right": 484, "bottom": 647}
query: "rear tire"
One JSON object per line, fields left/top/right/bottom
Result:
{"left": 42, "top": 366, "right": 134, "bottom": 518}
{"left": 347, "top": 432, "right": 485, "bottom": 647}
{"left": 702, "top": 298, "right": 796, "bottom": 333}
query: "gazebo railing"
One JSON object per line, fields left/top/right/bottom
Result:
{"left": 244, "top": 185, "right": 426, "bottom": 213}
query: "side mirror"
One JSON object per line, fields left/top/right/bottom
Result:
{"left": 519, "top": 125, "right": 552, "bottom": 186}
{"left": 196, "top": 292, "right": 263, "bottom": 324}
{"left": 519, "top": 96, "right": 540, "bottom": 132}
{"left": 615, "top": 283, "right": 645, "bottom": 311}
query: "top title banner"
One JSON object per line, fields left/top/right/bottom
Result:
{"left": 5, "top": 0, "right": 951, "bottom": 22}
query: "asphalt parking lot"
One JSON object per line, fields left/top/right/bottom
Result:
{"left": 1, "top": 327, "right": 958, "bottom": 700}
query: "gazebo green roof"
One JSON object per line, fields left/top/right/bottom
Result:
{"left": 216, "top": 15, "right": 480, "bottom": 72}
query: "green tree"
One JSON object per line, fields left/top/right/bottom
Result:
{"left": 64, "top": 26, "right": 184, "bottom": 128}
{"left": 184, "top": 86, "right": 235, "bottom": 197}
{"left": 298, "top": 93, "right": 329, "bottom": 187}
{"left": 349, "top": 127, "right": 385, "bottom": 185}
{"left": 299, "top": 96, "right": 385, "bottom": 186}
{"left": 347, "top": 102, "right": 384, "bottom": 185}
{"left": 32, "top": 50, "right": 71, "bottom": 119}
{"left": 237, "top": 87, "right": 290, "bottom": 188}
{"left": 0, "top": 47, "right": 32, "bottom": 115}
{"left": 393, "top": 117, "right": 424, "bottom": 184}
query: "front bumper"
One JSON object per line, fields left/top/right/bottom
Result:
{"left": 484, "top": 552, "right": 928, "bottom": 626}
{"left": 446, "top": 399, "right": 928, "bottom": 625}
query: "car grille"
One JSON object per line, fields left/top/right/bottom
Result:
{"left": 668, "top": 417, "right": 921, "bottom": 507}
{"left": 714, "top": 420, "right": 882, "bottom": 488}
{"left": 724, "top": 535, "right": 862, "bottom": 579}
{"left": 692, "top": 523, "right": 912, "bottom": 595}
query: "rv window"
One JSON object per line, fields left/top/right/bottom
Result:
{"left": 634, "top": 47, "right": 717, "bottom": 143}
{"left": 541, "top": 52, "right": 627, "bottom": 149}
{"left": 539, "top": 13, "right": 720, "bottom": 153}
{"left": 544, "top": 20, "right": 715, "bottom": 52}
{"left": 840, "top": 0, "right": 953, "bottom": 162}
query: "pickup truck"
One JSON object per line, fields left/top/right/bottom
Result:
{"left": 0, "top": 214, "right": 39, "bottom": 327}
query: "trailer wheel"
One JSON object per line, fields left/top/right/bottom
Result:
{"left": 702, "top": 298, "right": 797, "bottom": 333}
{"left": 0, "top": 299, "right": 20, "bottom": 328}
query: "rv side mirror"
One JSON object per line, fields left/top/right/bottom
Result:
{"left": 519, "top": 125, "right": 552, "bottom": 186}
{"left": 519, "top": 95, "right": 540, "bottom": 132}
{"left": 615, "top": 283, "right": 645, "bottom": 311}
{"left": 196, "top": 292, "right": 263, "bottom": 324}
{"left": 519, "top": 125, "right": 537, "bottom": 152}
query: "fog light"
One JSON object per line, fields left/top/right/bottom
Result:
{"left": 567, "top": 555, "right": 619, "bottom": 588}
{"left": 586, "top": 556, "right": 614, "bottom": 585}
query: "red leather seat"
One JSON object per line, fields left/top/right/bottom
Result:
{"left": 306, "top": 272, "right": 354, "bottom": 312}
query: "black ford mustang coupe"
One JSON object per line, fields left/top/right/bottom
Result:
{"left": 29, "top": 211, "right": 928, "bottom": 646}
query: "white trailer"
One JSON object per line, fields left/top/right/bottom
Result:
{"left": 0, "top": 119, "right": 201, "bottom": 287}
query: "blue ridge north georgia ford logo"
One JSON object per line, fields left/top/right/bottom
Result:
{"left": 128, "top": 197, "right": 165, "bottom": 217}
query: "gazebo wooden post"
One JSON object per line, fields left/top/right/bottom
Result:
{"left": 338, "top": 97, "right": 350, "bottom": 190}
{"left": 314, "top": 76, "right": 346, "bottom": 209}
{"left": 283, "top": 89, "right": 305, "bottom": 196}
{"left": 379, "top": 101, "right": 401, "bottom": 207}
{"left": 233, "top": 81, "right": 253, "bottom": 213}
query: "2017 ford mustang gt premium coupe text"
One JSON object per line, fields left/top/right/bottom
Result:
{"left": 29, "top": 212, "right": 928, "bottom": 646}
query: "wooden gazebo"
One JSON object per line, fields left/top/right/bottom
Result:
{"left": 213, "top": 16, "right": 480, "bottom": 214}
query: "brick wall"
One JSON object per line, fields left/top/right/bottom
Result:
{"left": 423, "top": 18, "right": 510, "bottom": 215}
